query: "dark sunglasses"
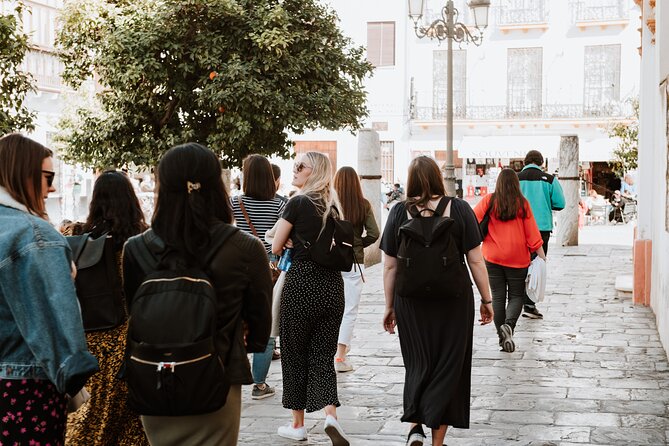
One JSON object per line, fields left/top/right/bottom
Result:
{"left": 294, "top": 162, "right": 312, "bottom": 173}
{"left": 42, "top": 170, "right": 55, "bottom": 187}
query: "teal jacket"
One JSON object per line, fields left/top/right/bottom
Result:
{"left": 518, "top": 165, "right": 565, "bottom": 231}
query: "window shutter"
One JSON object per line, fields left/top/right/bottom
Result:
{"left": 367, "top": 23, "right": 382, "bottom": 67}
{"left": 367, "top": 22, "right": 395, "bottom": 67}
{"left": 381, "top": 23, "right": 395, "bottom": 66}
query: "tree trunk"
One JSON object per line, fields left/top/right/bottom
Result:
{"left": 557, "top": 135, "right": 579, "bottom": 246}
{"left": 358, "top": 129, "right": 382, "bottom": 267}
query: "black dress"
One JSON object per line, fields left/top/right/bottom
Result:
{"left": 380, "top": 198, "right": 482, "bottom": 429}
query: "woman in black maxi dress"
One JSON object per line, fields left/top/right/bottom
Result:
{"left": 380, "top": 156, "right": 494, "bottom": 446}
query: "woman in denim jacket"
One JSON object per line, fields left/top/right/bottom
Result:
{"left": 0, "top": 134, "right": 99, "bottom": 445}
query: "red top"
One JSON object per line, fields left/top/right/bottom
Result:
{"left": 473, "top": 194, "right": 544, "bottom": 268}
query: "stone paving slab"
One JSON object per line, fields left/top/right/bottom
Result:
{"left": 238, "top": 234, "right": 669, "bottom": 445}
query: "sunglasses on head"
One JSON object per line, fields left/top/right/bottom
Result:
{"left": 42, "top": 170, "right": 55, "bottom": 188}
{"left": 294, "top": 162, "right": 312, "bottom": 173}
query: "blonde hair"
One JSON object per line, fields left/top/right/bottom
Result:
{"left": 296, "top": 151, "right": 341, "bottom": 232}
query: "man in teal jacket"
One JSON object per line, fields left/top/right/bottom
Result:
{"left": 518, "top": 150, "right": 565, "bottom": 319}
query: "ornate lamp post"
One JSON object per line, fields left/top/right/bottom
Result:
{"left": 408, "top": 0, "right": 491, "bottom": 196}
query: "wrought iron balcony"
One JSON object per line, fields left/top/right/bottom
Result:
{"left": 22, "top": 49, "right": 64, "bottom": 91}
{"left": 411, "top": 101, "right": 633, "bottom": 121}
{"left": 496, "top": 0, "right": 549, "bottom": 25}
{"left": 570, "top": 0, "right": 627, "bottom": 23}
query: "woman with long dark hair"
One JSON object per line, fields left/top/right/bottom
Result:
{"left": 122, "top": 143, "right": 271, "bottom": 445}
{"left": 0, "top": 133, "right": 98, "bottom": 445}
{"left": 474, "top": 168, "right": 545, "bottom": 353}
{"left": 231, "top": 154, "right": 286, "bottom": 400}
{"left": 332, "top": 166, "right": 379, "bottom": 372}
{"left": 380, "top": 156, "right": 493, "bottom": 446}
{"left": 271, "top": 152, "right": 350, "bottom": 445}
{"left": 66, "top": 171, "right": 149, "bottom": 446}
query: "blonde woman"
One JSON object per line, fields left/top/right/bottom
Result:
{"left": 271, "top": 152, "right": 349, "bottom": 446}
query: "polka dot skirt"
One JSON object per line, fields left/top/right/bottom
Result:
{"left": 0, "top": 378, "right": 67, "bottom": 446}
{"left": 279, "top": 259, "right": 345, "bottom": 413}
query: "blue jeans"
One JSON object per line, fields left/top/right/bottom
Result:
{"left": 486, "top": 261, "right": 528, "bottom": 333}
{"left": 252, "top": 336, "right": 275, "bottom": 385}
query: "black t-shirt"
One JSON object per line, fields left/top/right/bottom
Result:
{"left": 282, "top": 195, "right": 324, "bottom": 261}
{"left": 380, "top": 197, "right": 482, "bottom": 258}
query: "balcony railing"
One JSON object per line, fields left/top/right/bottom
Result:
{"left": 570, "top": 0, "right": 627, "bottom": 23}
{"left": 412, "top": 101, "right": 633, "bottom": 121}
{"left": 497, "top": 0, "right": 549, "bottom": 25}
{"left": 22, "top": 49, "right": 64, "bottom": 91}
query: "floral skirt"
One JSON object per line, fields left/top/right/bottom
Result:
{"left": 0, "top": 378, "right": 67, "bottom": 446}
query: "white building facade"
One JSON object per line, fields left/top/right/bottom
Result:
{"left": 294, "top": 0, "right": 640, "bottom": 201}
{"left": 636, "top": 0, "right": 669, "bottom": 356}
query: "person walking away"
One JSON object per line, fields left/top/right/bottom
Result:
{"left": 380, "top": 156, "right": 494, "bottom": 446}
{"left": 65, "top": 171, "right": 149, "bottom": 445}
{"left": 231, "top": 154, "right": 286, "bottom": 400}
{"left": 517, "top": 150, "right": 564, "bottom": 319}
{"left": 474, "top": 169, "right": 545, "bottom": 353}
{"left": 332, "top": 166, "right": 380, "bottom": 372}
{"left": 271, "top": 152, "right": 350, "bottom": 445}
{"left": 122, "top": 143, "right": 272, "bottom": 446}
{"left": 0, "top": 133, "right": 99, "bottom": 445}
{"left": 271, "top": 163, "right": 288, "bottom": 204}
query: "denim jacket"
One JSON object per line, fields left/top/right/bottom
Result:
{"left": 0, "top": 187, "right": 98, "bottom": 395}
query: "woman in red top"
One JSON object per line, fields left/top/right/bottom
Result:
{"left": 474, "top": 169, "right": 546, "bottom": 353}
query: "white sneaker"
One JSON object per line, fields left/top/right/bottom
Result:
{"left": 334, "top": 358, "right": 353, "bottom": 373}
{"left": 324, "top": 415, "right": 350, "bottom": 446}
{"left": 277, "top": 423, "right": 307, "bottom": 441}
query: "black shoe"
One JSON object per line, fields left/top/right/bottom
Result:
{"left": 522, "top": 306, "right": 543, "bottom": 319}
{"left": 499, "top": 324, "right": 515, "bottom": 353}
{"left": 406, "top": 424, "right": 425, "bottom": 446}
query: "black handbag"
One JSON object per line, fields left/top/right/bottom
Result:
{"left": 479, "top": 197, "right": 493, "bottom": 239}
{"left": 66, "top": 233, "right": 127, "bottom": 332}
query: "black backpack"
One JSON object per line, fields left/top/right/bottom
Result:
{"left": 122, "top": 225, "right": 238, "bottom": 416}
{"left": 395, "top": 197, "right": 469, "bottom": 300}
{"left": 296, "top": 207, "right": 355, "bottom": 271}
{"left": 66, "top": 233, "right": 126, "bottom": 332}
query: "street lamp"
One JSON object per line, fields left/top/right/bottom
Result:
{"left": 408, "top": 0, "right": 490, "bottom": 196}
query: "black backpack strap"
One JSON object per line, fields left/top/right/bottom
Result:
{"left": 202, "top": 224, "right": 239, "bottom": 266}
{"left": 407, "top": 196, "right": 451, "bottom": 218}
{"left": 433, "top": 196, "right": 451, "bottom": 216}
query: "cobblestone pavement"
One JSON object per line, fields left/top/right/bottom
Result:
{"left": 238, "top": 227, "right": 669, "bottom": 445}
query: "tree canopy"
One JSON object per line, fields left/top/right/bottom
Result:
{"left": 56, "top": 0, "right": 373, "bottom": 169}
{"left": 608, "top": 98, "right": 638, "bottom": 178}
{"left": 0, "top": 3, "right": 36, "bottom": 135}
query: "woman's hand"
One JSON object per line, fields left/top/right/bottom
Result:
{"left": 284, "top": 238, "right": 294, "bottom": 249}
{"left": 70, "top": 261, "right": 77, "bottom": 281}
{"left": 479, "top": 303, "right": 493, "bottom": 325}
{"left": 383, "top": 307, "right": 396, "bottom": 334}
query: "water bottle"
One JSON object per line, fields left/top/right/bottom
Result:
{"left": 277, "top": 248, "right": 293, "bottom": 272}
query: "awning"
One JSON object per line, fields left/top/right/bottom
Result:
{"left": 458, "top": 136, "right": 560, "bottom": 159}
{"left": 580, "top": 137, "right": 620, "bottom": 162}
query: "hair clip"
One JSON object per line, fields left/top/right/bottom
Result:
{"left": 187, "top": 181, "right": 201, "bottom": 194}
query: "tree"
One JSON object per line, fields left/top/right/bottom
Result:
{"left": 56, "top": 0, "right": 373, "bottom": 169}
{"left": 0, "top": 3, "right": 36, "bottom": 135}
{"left": 608, "top": 98, "right": 638, "bottom": 178}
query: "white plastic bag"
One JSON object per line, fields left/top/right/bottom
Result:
{"left": 525, "top": 257, "right": 547, "bottom": 303}
{"left": 271, "top": 270, "right": 286, "bottom": 337}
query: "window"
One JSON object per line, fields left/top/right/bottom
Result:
{"left": 380, "top": 141, "right": 394, "bottom": 184}
{"left": 293, "top": 141, "right": 337, "bottom": 173}
{"left": 507, "top": 48, "right": 543, "bottom": 118}
{"left": 367, "top": 22, "right": 395, "bottom": 67}
{"left": 498, "top": 0, "right": 548, "bottom": 25}
{"left": 433, "top": 50, "right": 466, "bottom": 119}
{"left": 424, "top": 0, "right": 469, "bottom": 24}
{"left": 570, "top": 0, "right": 626, "bottom": 22}
{"left": 584, "top": 45, "right": 620, "bottom": 116}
